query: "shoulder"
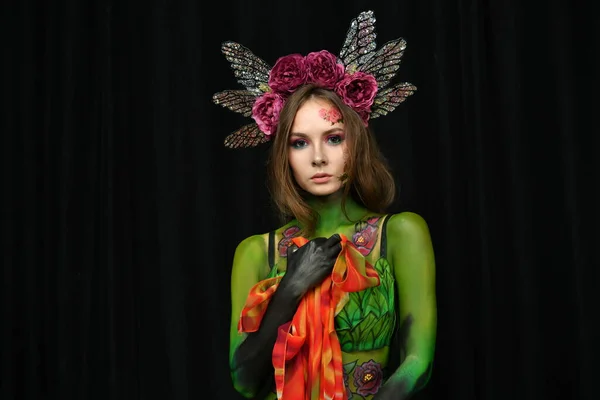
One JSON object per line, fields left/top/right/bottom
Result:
{"left": 233, "top": 220, "right": 301, "bottom": 259}
{"left": 386, "top": 211, "right": 431, "bottom": 239}
{"left": 233, "top": 233, "right": 268, "bottom": 259}
{"left": 385, "top": 212, "right": 435, "bottom": 273}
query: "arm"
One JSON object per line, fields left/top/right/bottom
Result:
{"left": 229, "top": 234, "right": 342, "bottom": 398}
{"left": 374, "top": 212, "right": 437, "bottom": 399}
{"left": 229, "top": 235, "right": 298, "bottom": 398}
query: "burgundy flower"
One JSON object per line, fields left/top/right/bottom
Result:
{"left": 335, "top": 71, "right": 378, "bottom": 111}
{"left": 352, "top": 218, "right": 379, "bottom": 256}
{"left": 366, "top": 216, "right": 380, "bottom": 225}
{"left": 353, "top": 359, "right": 383, "bottom": 396}
{"left": 251, "top": 92, "right": 285, "bottom": 136}
{"left": 278, "top": 226, "right": 301, "bottom": 257}
{"left": 268, "top": 54, "right": 307, "bottom": 94}
{"left": 305, "top": 50, "right": 345, "bottom": 89}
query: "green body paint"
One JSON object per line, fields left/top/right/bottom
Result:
{"left": 229, "top": 194, "right": 437, "bottom": 399}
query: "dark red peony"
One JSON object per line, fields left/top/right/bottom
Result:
{"left": 353, "top": 359, "right": 384, "bottom": 396}
{"left": 335, "top": 71, "right": 378, "bottom": 114}
{"left": 268, "top": 54, "right": 307, "bottom": 94}
{"left": 305, "top": 50, "right": 345, "bottom": 89}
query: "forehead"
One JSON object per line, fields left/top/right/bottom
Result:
{"left": 290, "top": 98, "right": 343, "bottom": 133}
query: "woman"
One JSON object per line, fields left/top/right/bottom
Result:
{"left": 215, "top": 11, "right": 436, "bottom": 400}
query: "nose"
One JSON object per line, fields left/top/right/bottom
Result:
{"left": 312, "top": 148, "right": 328, "bottom": 167}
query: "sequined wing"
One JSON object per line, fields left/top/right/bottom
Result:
{"left": 358, "top": 38, "right": 407, "bottom": 90}
{"left": 224, "top": 123, "right": 270, "bottom": 149}
{"left": 338, "top": 10, "right": 378, "bottom": 70}
{"left": 212, "top": 90, "right": 256, "bottom": 117}
{"left": 370, "top": 82, "right": 417, "bottom": 119}
{"left": 221, "top": 41, "right": 271, "bottom": 95}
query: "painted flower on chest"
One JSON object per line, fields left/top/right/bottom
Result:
{"left": 352, "top": 217, "right": 380, "bottom": 256}
{"left": 353, "top": 359, "right": 384, "bottom": 396}
{"left": 278, "top": 226, "right": 301, "bottom": 257}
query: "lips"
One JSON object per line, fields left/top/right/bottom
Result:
{"left": 311, "top": 173, "right": 332, "bottom": 184}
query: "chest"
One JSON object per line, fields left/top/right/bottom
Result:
{"left": 268, "top": 216, "right": 397, "bottom": 352}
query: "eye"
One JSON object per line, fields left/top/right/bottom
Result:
{"left": 326, "top": 134, "right": 344, "bottom": 145}
{"left": 290, "top": 139, "right": 308, "bottom": 149}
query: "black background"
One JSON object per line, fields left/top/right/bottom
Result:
{"left": 2, "top": 0, "right": 598, "bottom": 399}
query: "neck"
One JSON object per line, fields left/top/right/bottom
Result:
{"left": 306, "top": 191, "right": 367, "bottom": 236}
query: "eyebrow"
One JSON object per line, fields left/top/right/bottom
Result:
{"left": 289, "top": 128, "right": 344, "bottom": 138}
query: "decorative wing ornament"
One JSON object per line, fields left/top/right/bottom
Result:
{"left": 213, "top": 41, "right": 272, "bottom": 148}
{"left": 370, "top": 82, "right": 417, "bottom": 119}
{"left": 338, "top": 10, "right": 378, "bottom": 70}
{"left": 220, "top": 41, "right": 271, "bottom": 95}
{"left": 212, "top": 90, "right": 256, "bottom": 117}
{"left": 213, "top": 10, "right": 416, "bottom": 149}
{"left": 337, "top": 11, "right": 416, "bottom": 120}
{"left": 223, "top": 123, "right": 269, "bottom": 149}
{"left": 359, "top": 39, "right": 407, "bottom": 90}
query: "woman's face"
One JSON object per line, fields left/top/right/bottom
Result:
{"left": 288, "top": 98, "right": 348, "bottom": 197}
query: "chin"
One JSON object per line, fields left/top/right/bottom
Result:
{"left": 303, "top": 183, "right": 343, "bottom": 197}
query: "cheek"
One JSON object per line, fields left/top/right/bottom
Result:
{"left": 287, "top": 150, "right": 303, "bottom": 177}
{"left": 339, "top": 143, "right": 349, "bottom": 164}
{"left": 287, "top": 150, "right": 297, "bottom": 170}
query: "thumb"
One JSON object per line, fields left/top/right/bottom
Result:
{"left": 286, "top": 243, "right": 298, "bottom": 258}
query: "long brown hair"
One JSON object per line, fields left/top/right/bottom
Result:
{"left": 267, "top": 84, "right": 396, "bottom": 236}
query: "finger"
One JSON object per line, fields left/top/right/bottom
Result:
{"left": 311, "top": 237, "right": 328, "bottom": 246}
{"left": 325, "top": 241, "right": 342, "bottom": 259}
{"left": 286, "top": 244, "right": 298, "bottom": 258}
{"left": 324, "top": 233, "right": 341, "bottom": 247}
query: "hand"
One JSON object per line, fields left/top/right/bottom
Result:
{"left": 280, "top": 234, "right": 342, "bottom": 297}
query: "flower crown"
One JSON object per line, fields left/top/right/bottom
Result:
{"left": 213, "top": 10, "right": 416, "bottom": 149}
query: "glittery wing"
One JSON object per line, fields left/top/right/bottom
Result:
{"left": 223, "top": 123, "right": 269, "bottom": 149}
{"left": 358, "top": 38, "right": 407, "bottom": 90}
{"left": 212, "top": 90, "right": 256, "bottom": 117}
{"left": 221, "top": 41, "right": 271, "bottom": 95}
{"left": 338, "top": 10, "right": 378, "bottom": 70}
{"left": 370, "top": 82, "right": 417, "bottom": 119}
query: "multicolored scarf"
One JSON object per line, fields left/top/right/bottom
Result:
{"left": 238, "top": 234, "right": 380, "bottom": 399}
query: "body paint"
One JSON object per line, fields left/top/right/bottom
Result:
{"left": 318, "top": 107, "right": 343, "bottom": 125}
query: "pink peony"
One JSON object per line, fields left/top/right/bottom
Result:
{"left": 251, "top": 92, "right": 285, "bottom": 136}
{"left": 268, "top": 54, "right": 307, "bottom": 94}
{"left": 335, "top": 72, "right": 378, "bottom": 111}
{"left": 305, "top": 50, "right": 345, "bottom": 89}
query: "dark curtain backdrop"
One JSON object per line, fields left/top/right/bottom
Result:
{"left": 2, "top": 0, "right": 598, "bottom": 399}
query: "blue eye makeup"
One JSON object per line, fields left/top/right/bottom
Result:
{"left": 290, "top": 138, "right": 308, "bottom": 149}
{"left": 326, "top": 134, "right": 345, "bottom": 145}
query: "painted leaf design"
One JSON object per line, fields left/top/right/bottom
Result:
{"left": 343, "top": 359, "right": 358, "bottom": 375}
{"left": 335, "top": 257, "right": 397, "bottom": 351}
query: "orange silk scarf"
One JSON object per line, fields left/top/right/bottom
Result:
{"left": 238, "top": 234, "right": 380, "bottom": 399}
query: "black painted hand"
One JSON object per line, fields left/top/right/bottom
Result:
{"left": 281, "top": 234, "right": 342, "bottom": 298}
